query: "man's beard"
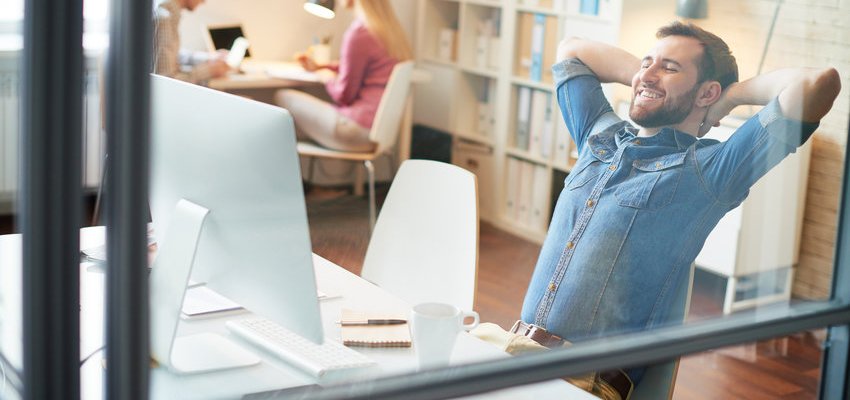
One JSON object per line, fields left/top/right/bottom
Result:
{"left": 629, "top": 84, "right": 699, "bottom": 128}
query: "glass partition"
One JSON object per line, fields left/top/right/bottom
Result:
{"left": 4, "top": 0, "right": 848, "bottom": 398}
{"left": 0, "top": 0, "right": 23, "bottom": 396}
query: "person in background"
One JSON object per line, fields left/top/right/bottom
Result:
{"left": 152, "top": 0, "right": 230, "bottom": 85}
{"left": 274, "top": 0, "right": 412, "bottom": 152}
{"left": 474, "top": 21, "right": 841, "bottom": 400}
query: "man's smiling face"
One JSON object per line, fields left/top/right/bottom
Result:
{"left": 629, "top": 35, "right": 704, "bottom": 128}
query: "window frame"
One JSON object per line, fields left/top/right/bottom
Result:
{"left": 3, "top": 0, "right": 849, "bottom": 397}
{"left": 20, "top": 0, "right": 84, "bottom": 397}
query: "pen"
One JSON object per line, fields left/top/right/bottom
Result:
{"left": 337, "top": 319, "right": 407, "bottom": 326}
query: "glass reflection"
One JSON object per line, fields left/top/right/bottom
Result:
{"left": 674, "top": 330, "right": 824, "bottom": 399}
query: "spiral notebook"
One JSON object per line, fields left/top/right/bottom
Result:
{"left": 339, "top": 309, "right": 412, "bottom": 348}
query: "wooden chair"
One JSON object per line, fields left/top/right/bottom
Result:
{"left": 297, "top": 61, "right": 414, "bottom": 231}
{"left": 631, "top": 263, "right": 695, "bottom": 399}
{"left": 359, "top": 159, "right": 479, "bottom": 311}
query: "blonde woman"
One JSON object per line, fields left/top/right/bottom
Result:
{"left": 275, "top": 0, "right": 412, "bottom": 152}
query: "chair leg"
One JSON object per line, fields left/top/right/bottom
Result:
{"left": 353, "top": 164, "right": 365, "bottom": 196}
{"left": 307, "top": 156, "right": 316, "bottom": 184}
{"left": 364, "top": 160, "right": 376, "bottom": 232}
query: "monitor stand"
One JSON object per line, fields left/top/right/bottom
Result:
{"left": 150, "top": 199, "right": 260, "bottom": 373}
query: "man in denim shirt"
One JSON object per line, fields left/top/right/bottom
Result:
{"left": 515, "top": 21, "right": 841, "bottom": 398}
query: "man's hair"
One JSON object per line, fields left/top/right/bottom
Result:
{"left": 657, "top": 21, "right": 739, "bottom": 89}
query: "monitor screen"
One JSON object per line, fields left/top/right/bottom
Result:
{"left": 206, "top": 25, "right": 252, "bottom": 58}
{"left": 149, "top": 75, "right": 322, "bottom": 344}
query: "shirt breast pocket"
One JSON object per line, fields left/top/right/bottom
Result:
{"left": 565, "top": 157, "right": 604, "bottom": 191}
{"left": 615, "top": 152, "right": 686, "bottom": 210}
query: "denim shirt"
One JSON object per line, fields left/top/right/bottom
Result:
{"left": 521, "top": 58, "right": 818, "bottom": 379}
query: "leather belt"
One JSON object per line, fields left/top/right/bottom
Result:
{"left": 510, "top": 321, "right": 633, "bottom": 400}
{"left": 510, "top": 320, "right": 568, "bottom": 348}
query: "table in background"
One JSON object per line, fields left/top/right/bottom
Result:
{"left": 209, "top": 59, "right": 418, "bottom": 162}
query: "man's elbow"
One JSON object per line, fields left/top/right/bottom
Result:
{"left": 815, "top": 67, "right": 842, "bottom": 101}
{"left": 556, "top": 37, "right": 585, "bottom": 62}
{"left": 803, "top": 67, "right": 841, "bottom": 121}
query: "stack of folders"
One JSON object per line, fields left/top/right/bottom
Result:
{"left": 339, "top": 309, "right": 411, "bottom": 348}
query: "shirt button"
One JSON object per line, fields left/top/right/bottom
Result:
{"left": 586, "top": 199, "right": 594, "bottom": 207}
{"left": 548, "top": 282, "right": 557, "bottom": 292}
{"left": 608, "top": 165, "right": 616, "bottom": 171}
{"left": 566, "top": 241, "right": 574, "bottom": 249}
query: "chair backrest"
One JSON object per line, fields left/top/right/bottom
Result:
{"left": 631, "top": 263, "right": 695, "bottom": 400}
{"left": 368, "top": 61, "right": 414, "bottom": 155}
{"left": 360, "top": 159, "right": 479, "bottom": 311}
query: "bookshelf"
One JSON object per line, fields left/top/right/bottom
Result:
{"left": 414, "top": 0, "right": 623, "bottom": 243}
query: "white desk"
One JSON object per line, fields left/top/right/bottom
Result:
{"left": 208, "top": 60, "right": 323, "bottom": 92}
{"left": 1, "top": 228, "right": 595, "bottom": 399}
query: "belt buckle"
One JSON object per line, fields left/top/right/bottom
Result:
{"left": 512, "top": 321, "right": 553, "bottom": 346}
{"left": 526, "top": 324, "right": 542, "bottom": 341}
{"left": 510, "top": 320, "right": 528, "bottom": 335}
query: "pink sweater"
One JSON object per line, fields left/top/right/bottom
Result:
{"left": 325, "top": 19, "right": 397, "bottom": 130}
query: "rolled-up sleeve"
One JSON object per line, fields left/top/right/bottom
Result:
{"left": 698, "top": 97, "right": 820, "bottom": 203}
{"left": 552, "top": 58, "right": 618, "bottom": 154}
{"left": 325, "top": 25, "right": 369, "bottom": 106}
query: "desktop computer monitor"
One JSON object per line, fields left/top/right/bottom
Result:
{"left": 149, "top": 75, "right": 322, "bottom": 344}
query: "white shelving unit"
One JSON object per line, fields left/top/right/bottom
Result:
{"left": 414, "top": 0, "right": 622, "bottom": 242}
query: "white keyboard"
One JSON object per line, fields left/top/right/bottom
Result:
{"left": 226, "top": 318, "right": 376, "bottom": 378}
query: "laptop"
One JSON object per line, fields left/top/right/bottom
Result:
{"left": 204, "top": 24, "right": 252, "bottom": 58}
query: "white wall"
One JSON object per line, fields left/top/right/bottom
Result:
{"left": 177, "top": 0, "right": 416, "bottom": 62}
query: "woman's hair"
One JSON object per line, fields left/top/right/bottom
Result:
{"left": 356, "top": 0, "right": 413, "bottom": 61}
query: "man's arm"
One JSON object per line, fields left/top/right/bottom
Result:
{"left": 703, "top": 67, "right": 841, "bottom": 131}
{"left": 556, "top": 37, "right": 640, "bottom": 86}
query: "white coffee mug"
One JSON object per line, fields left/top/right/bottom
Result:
{"left": 410, "top": 302, "right": 479, "bottom": 370}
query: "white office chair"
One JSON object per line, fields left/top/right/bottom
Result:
{"left": 630, "top": 263, "right": 695, "bottom": 400}
{"left": 297, "top": 61, "right": 415, "bottom": 231}
{"left": 359, "top": 159, "right": 479, "bottom": 311}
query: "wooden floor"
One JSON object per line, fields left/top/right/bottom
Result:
{"left": 0, "top": 189, "right": 824, "bottom": 399}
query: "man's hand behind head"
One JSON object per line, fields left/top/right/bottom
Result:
{"left": 699, "top": 82, "right": 738, "bottom": 137}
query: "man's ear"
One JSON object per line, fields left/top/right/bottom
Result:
{"left": 695, "top": 81, "right": 722, "bottom": 107}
